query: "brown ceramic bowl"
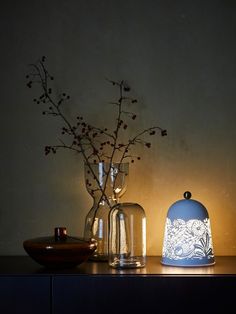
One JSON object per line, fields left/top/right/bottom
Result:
{"left": 23, "top": 227, "right": 97, "bottom": 269}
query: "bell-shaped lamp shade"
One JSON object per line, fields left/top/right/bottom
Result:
{"left": 161, "top": 192, "right": 215, "bottom": 267}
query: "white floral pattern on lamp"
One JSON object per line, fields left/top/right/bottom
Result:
{"left": 162, "top": 218, "right": 214, "bottom": 260}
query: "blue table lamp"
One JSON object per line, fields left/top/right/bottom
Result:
{"left": 161, "top": 191, "right": 215, "bottom": 267}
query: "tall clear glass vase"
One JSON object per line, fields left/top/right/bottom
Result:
{"left": 83, "top": 162, "right": 129, "bottom": 261}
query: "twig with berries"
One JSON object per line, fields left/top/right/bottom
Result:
{"left": 26, "top": 56, "right": 167, "bottom": 224}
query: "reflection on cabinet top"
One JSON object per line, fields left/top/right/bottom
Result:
{"left": 0, "top": 256, "right": 235, "bottom": 276}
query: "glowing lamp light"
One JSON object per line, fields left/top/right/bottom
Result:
{"left": 161, "top": 191, "right": 215, "bottom": 267}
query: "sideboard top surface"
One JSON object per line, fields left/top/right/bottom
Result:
{"left": 0, "top": 256, "right": 235, "bottom": 277}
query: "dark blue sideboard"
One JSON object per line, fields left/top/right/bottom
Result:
{"left": 0, "top": 256, "right": 235, "bottom": 314}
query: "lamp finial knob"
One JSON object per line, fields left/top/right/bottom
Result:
{"left": 184, "top": 191, "right": 192, "bottom": 199}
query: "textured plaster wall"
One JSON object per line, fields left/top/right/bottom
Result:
{"left": 0, "top": 0, "right": 236, "bottom": 255}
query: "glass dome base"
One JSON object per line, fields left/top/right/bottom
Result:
{"left": 109, "top": 256, "right": 146, "bottom": 269}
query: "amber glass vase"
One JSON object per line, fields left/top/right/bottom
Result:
{"left": 83, "top": 162, "right": 129, "bottom": 261}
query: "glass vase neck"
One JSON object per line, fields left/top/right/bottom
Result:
{"left": 93, "top": 195, "right": 119, "bottom": 208}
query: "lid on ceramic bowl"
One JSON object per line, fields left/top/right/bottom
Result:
{"left": 161, "top": 192, "right": 215, "bottom": 267}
